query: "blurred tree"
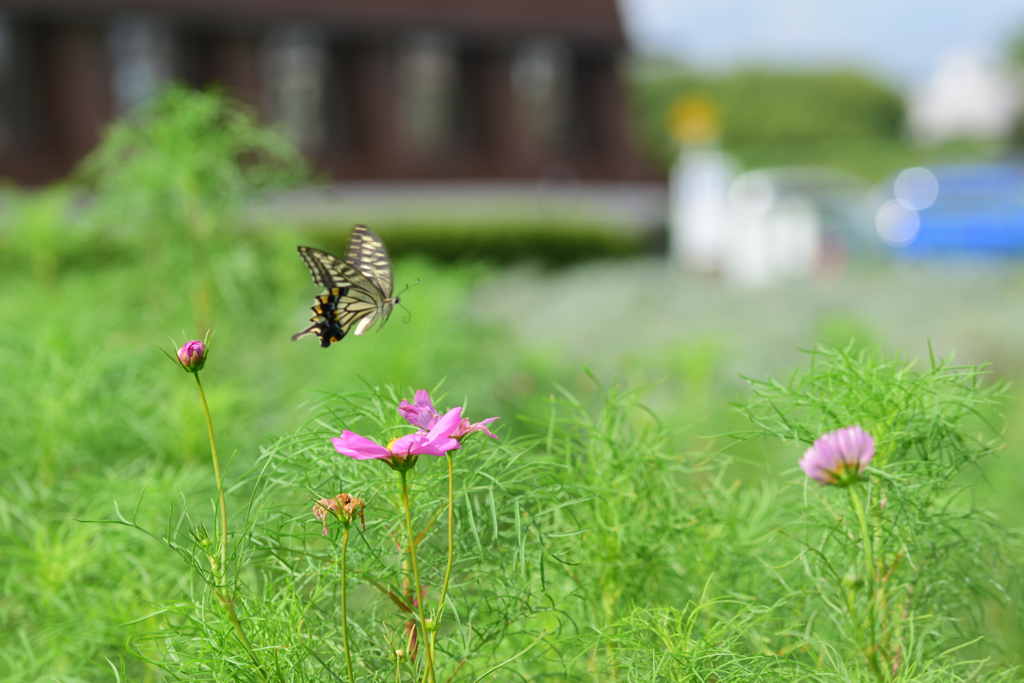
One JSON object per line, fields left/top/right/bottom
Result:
{"left": 79, "top": 85, "right": 307, "bottom": 330}
{"left": 0, "top": 184, "right": 80, "bottom": 287}
{"left": 718, "top": 70, "right": 903, "bottom": 144}
{"left": 629, "top": 63, "right": 908, "bottom": 179}
{"left": 1008, "top": 24, "right": 1024, "bottom": 67}
{"left": 1004, "top": 23, "right": 1024, "bottom": 149}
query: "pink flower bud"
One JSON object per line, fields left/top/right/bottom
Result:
{"left": 177, "top": 340, "right": 208, "bottom": 373}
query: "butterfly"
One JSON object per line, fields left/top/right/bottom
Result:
{"left": 292, "top": 225, "right": 401, "bottom": 348}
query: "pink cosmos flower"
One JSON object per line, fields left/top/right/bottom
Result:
{"left": 799, "top": 425, "right": 875, "bottom": 487}
{"left": 398, "top": 390, "right": 440, "bottom": 430}
{"left": 398, "top": 390, "right": 499, "bottom": 440}
{"left": 177, "top": 340, "right": 208, "bottom": 373}
{"left": 332, "top": 407, "right": 463, "bottom": 463}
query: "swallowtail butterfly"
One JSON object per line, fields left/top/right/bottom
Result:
{"left": 292, "top": 225, "right": 400, "bottom": 348}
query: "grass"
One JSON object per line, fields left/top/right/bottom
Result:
{"left": 0, "top": 225, "right": 531, "bottom": 680}
{"left": 2, "top": 219, "right": 1024, "bottom": 680}
{"left": 2, "top": 86, "right": 1023, "bottom": 681}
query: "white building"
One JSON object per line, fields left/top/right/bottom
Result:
{"left": 907, "top": 49, "right": 1021, "bottom": 143}
{"left": 669, "top": 159, "right": 871, "bottom": 287}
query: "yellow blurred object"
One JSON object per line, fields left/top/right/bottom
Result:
{"left": 668, "top": 95, "right": 721, "bottom": 145}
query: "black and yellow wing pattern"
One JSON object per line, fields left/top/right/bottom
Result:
{"left": 292, "top": 226, "right": 400, "bottom": 348}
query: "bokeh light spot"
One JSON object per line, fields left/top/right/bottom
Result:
{"left": 876, "top": 199, "right": 920, "bottom": 247}
{"left": 893, "top": 167, "right": 939, "bottom": 210}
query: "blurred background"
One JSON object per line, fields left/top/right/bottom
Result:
{"left": 6, "top": 0, "right": 1024, "bottom": 674}
{"left": 3, "top": 2, "right": 1023, "bottom": 401}
{"left": 4, "top": 0, "right": 1024, "bottom": 530}
{"left": 5, "top": 1, "right": 1024, "bottom": 497}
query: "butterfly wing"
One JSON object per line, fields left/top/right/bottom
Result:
{"left": 345, "top": 225, "right": 394, "bottom": 298}
{"left": 293, "top": 242, "right": 392, "bottom": 347}
{"left": 291, "top": 286, "right": 361, "bottom": 347}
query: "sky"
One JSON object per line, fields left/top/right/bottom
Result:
{"left": 617, "top": 0, "right": 1024, "bottom": 87}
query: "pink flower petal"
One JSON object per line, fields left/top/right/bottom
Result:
{"left": 332, "top": 431, "right": 392, "bottom": 460}
{"left": 452, "top": 416, "right": 499, "bottom": 439}
{"left": 390, "top": 433, "right": 425, "bottom": 458}
{"left": 398, "top": 389, "right": 440, "bottom": 430}
{"left": 800, "top": 425, "right": 875, "bottom": 486}
{"left": 413, "top": 407, "right": 463, "bottom": 456}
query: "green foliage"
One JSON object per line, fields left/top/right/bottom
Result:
{"left": 530, "top": 375, "right": 705, "bottom": 622}
{"left": 79, "top": 84, "right": 306, "bottom": 253}
{"left": 0, "top": 233, "right": 533, "bottom": 681}
{"left": 110, "top": 387, "right": 569, "bottom": 681}
{"left": 2, "top": 237, "right": 1023, "bottom": 681}
{"left": 1009, "top": 23, "right": 1024, "bottom": 67}
{"left": 717, "top": 71, "right": 904, "bottom": 144}
{"left": 627, "top": 63, "right": 999, "bottom": 180}
{"left": 631, "top": 66, "right": 902, "bottom": 163}
{"left": 3, "top": 80, "right": 1024, "bottom": 683}
{"left": 307, "top": 222, "right": 654, "bottom": 265}
{"left": 76, "top": 83, "right": 308, "bottom": 332}
{"left": 733, "top": 345, "right": 1020, "bottom": 678}
{"left": 595, "top": 601, "right": 817, "bottom": 682}
{"left": 0, "top": 185, "right": 90, "bottom": 284}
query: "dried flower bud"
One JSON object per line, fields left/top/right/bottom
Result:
{"left": 313, "top": 493, "right": 366, "bottom": 535}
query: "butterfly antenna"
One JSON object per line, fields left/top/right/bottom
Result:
{"left": 396, "top": 278, "right": 420, "bottom": 298}
{"left": 391, "top": 278, "right": 419, "bottom": 325}
{"left": 397, "top": 299, "right": 413, "bottom": 324}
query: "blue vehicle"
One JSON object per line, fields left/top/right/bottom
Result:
{"left": 878, "top": 164, "right": 1024, "bottom": 256}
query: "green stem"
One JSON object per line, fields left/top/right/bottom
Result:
{"left": 341, "top": 524, "right": 355, "bottom": 683}
{"left": 195, "top": 374, "right": 228, "bottom": 574}
{"left": 426, "top": 455, "right": 456, "bottom": 672}
{"left": 194, "top": 373, "right": 265, "bottom": 682}
{"left": 400, "top": 470, "right": 436, "bottom": 683}
{"left": 848, "top": 484, "right": 884, "bottom": 683}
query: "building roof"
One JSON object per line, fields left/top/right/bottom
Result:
{"left": 1, "top": 0, "right": 625, "bottom": 45}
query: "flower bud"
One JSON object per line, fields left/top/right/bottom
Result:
{"left": 177, "top": 340, "right": 208, "bottom": 373}
{"left": 190, "top": 522, "right": 213, "bottom": 551}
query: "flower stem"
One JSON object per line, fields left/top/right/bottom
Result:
{"left": 194, "top": 373, "right": 265, "bottom": 682}
{"left": 848, "top": 486, "right": 874, "bottom": 588}
{"left": 848, "top": 484, "right": 883, "bottom": 683}
{"left": 426, "top": 455, "right": 456, "bottom": 671}
{"left": 195, "top": 374, "right": 228, "bottom": 574}
{"left": 400, "top": 470, "right": 436, "bottom": 683}
{"left": 341, "top": 524, "right": 355, "bottom": 683}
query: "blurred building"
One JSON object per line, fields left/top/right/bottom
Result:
{"left": 0, "top": 0, "right": 656, "bottom": 184}
{"left": 907, "top": 49, "right": 1022, "bottom": 144}
{"left": 671, "top": 157, "right": 872, "bottom": 286}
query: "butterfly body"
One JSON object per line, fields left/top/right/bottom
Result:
{"left": 293, "top": 226, "right": 399, "bottom": 348}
